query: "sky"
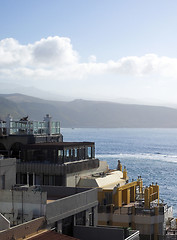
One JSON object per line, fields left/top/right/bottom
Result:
{"left": 1, "top": 0, "right": 177, "bottom": 104}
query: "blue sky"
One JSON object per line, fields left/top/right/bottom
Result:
{"left": 1, "top": 0, "right": 177, "bottom": 104}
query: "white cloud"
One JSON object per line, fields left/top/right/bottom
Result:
{"left": 0, "top": 36, "right": 78, "bottom": 69}
{"left": 0, "top": 38, "right": 30, "bottom": 67}
{"left": 1, "top": 36, "right": 177, "bottom": 89}
{"left": 31, "top": 36, "right": 79, "bottom": 66}
{"left": 106, "top": 54, "right": 177, "bottom": 80}
{"left": 88, "top": 55, "right": 97, "bottom": 63}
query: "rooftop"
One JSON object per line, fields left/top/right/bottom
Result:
{"left": 23, "top": 142, "right": 94, "bottom": 148}
{"left": 25, "top": 230, "right": 80, "bottom": 240}
{"left": 0, "top": 114, "right": 60, "bottom": 136}
{"left": 78, "top": 170, "right": 126, "bottom": 190}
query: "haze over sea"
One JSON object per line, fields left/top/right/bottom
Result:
{"left": 62, "top": 128, "right": 177, "bottom": 217}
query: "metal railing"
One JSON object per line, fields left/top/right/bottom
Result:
{"left": 125, "top": 231, "right": 139, "bottom": 240}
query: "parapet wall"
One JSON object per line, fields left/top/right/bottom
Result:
{"left": 46, "top": 188, "right": 98, "bottom": 224}
{"left": 0, "top": 217, "right": 46, "bottom": 240}
{"left": 41, "top": 185, "right": 91, "bottom": 197}
{"left": 73, "top": 225, "right": 124, "bottom": 240}
{"left": 17, "top": 158, "right": 99, "bottom": 175}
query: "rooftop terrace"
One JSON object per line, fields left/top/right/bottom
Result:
{"left": 0, "top": 114, "right": 60, "bottom": 136}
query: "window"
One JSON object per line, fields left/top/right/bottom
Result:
{"left": 1, "top": 175, "right": 5, "bottom": 189}
{"left": 75, "top": 149, "right": 77, "bottom": 158}
{"left": 58, "top": 150, "right": 63, "bottom": 156}
{"left": 88, "top": 147, "right": 91, "bottom": 158}
{"left": 89, "top": 212, "right": 94, "bottom": 226}
{"left": 76, "top": 211, "right": 86, "bottom": 225}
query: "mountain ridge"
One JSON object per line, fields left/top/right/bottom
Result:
{"left": 1, "top": 93, "right": 177, "bottom": 128}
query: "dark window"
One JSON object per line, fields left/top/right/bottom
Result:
{"left": 21, "top": 174, "right": 27, "bottom": 184}
{"left": 29, "top": 174, "right": 33, "bottom": 186}
{"left": 89, "top": 208, "right": 95, "bottom": 226}
{"left": 62, "top": 216, "right": 74, "bottom": 236}
{"left": 55, "top": 175, "right": 64, "bottom": 186}
{"left": 76, "top": 211, "right": 86, "bottom": 226}
{"left": 44, "top": 175, "right": 49, "bottom": 185}
{"left": 1, "top": 175, "right": 5, "bottom": 189}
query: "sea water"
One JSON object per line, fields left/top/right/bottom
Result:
{"left": 61, "top": 128, "right": 177, "bottom": 217}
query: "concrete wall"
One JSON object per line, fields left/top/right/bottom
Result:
{"left": 0, "top": 134, "right": 63, "bottom": 151}
{"left": 74, "top": 226, "right": 124, "bottom": 240}
{"left": 17, "top": 162, "right": 66, "bottom": 175}
{"left": 0, "top": 217, "right": 46, "bottom": 240}
{"left": 65, "top": 159, "right": 99, "bottom": 174}
{"left": 17, "top": 158, "right": 99, "bottom": 175}
{"left": 0, "top": 158, "right": 16, "bottom": 190}
{"left": 98, "top": 211, "right": 165, "bottom": 236}
{"left": 46, "top": 188, "right": 98, "bottom": 224}
{"left": 0, "top": 213, "right": 10, "bottom": 231}
{"left": 66, "top": 160, "right": 108, "bottom": 187}
{"left": 0, "top": 189, "right": 47, "bottom": 225}
{"left": 0, "top": 135, "right": 30, "bottom": 151}
{"left": 134, "top": 214, "right": 164, "bottom": 225}
{"left": 41, "top": 185, "right": 90, "bottom": 197}
{"left": 17, "top": 159, "right": 99, "bottom": 187}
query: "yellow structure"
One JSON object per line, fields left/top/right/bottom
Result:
{"left": 144, "top": 183, "right": 159, "bottom": 209}
{"left": 123, "top": 167, "right": 127, "bottom": 180}
{"left": 117, "top": 160, "right": 122, "bottom": 171}
{"left": 98, "top": 177, "right": 144, "bottom": 208}
{"left": 78, "top": 160, "right": 172, "bottom": 240}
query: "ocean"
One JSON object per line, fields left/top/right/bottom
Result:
{"left": 61, "top": 128, "right": 177, "bottom": 217}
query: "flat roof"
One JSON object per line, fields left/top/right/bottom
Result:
{"left": 40, "top": 185, "right": 94, "bottom": 201}
{"left": 23, "top": 142, "right": 94, "bottom": 149}
{"left": 26, "top": 230, "right": 79, "bottom": 240}
{"left": 78, "top": 170, "right": 126, "bottom": 190}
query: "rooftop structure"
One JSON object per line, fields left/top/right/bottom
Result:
{"left": 0, "top": 184, "right": 139, "bottom": 240}
{"left": 0, "top": 114, "right": 60, "bottom": 136}
{"left": 78, "top": 169, "right": 127, "bottom": 189}
{"left": 0, "top": 185, "right": 98, "bottom": 229}
{"left": 16, "top": 141, "right": 99, "bottom": 187}
{"left": 77, "top": 160, "right": 176, "bottom": 240}
{"left": 0, "top": 114, "right": 175, "bottom": 240}
{"left": 0, "top": 114, "right": 63, "bottom": 159}
{"left": 0, "top": 114, "right": 101, "bottom": 187}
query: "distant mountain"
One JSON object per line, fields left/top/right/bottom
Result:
{"left": 0, "top": 95, "right": 25, "bottom": 119}
{"left": 1, "top": 93, "right": 177, "bottom": 128}
{"left": 0, "top": 83, "right": 73, "bottom": 101}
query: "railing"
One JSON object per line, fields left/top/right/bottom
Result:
{"left": 2, "top": 120, "right": 60, "bottom": 135}
{"left": 98, "top": 205, "right": 132, "bottom": 215}
{"left": 125, "top": 231, "right": 139, "bottom": 240}
{"left": 11, "top": 121, "right": 60, "bottom": 135}
{"left": 161, "top": 235, "right": 177, "bottom": 240}
{"left": 98, "top": 204, "right": 168, "bottom": 216}
{"left": 135, "top": 207, "right": 156, "bottom": 216}
{"left": 98, "top": 204, "right": 114, "bottom": 213}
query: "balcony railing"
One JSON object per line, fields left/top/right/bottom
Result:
{"left": 1, "top": 120, "right": 60, "bottom": 135}
{"left": 98, "top": 203, "right": 168, "bottom": 216}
